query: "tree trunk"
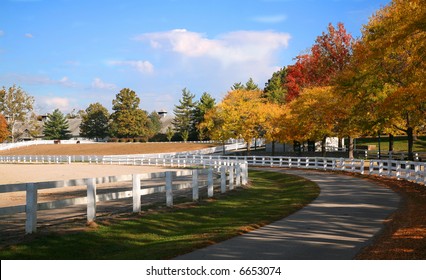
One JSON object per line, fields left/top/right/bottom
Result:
{"left": 389, "top": 133, "right": 394, "bottom": 159}
{"left": 377, "top": 133, "right": 381, "bottom": 159}
{"left": 348, "top": 136, "right": 354, "bottom": 159}
{"left": 271, "top": 141, "right": 275, "bottom": 156}
{"left": 321, "top": 136, "right": 327, "bottom": 157}
{"left": 407, "top": 127, "right": 414, "bottom": 161}
{"left": 246, "top": 140, "right": 251, "bottom": 155}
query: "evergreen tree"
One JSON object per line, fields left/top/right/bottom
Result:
{"left": 110, "top": 88, "right": 149, "bottom": 139}
{"left": 43, "top": 109, "right": 71, "bottom": 140}
{"left": 80, "top": 103, "right": 110, "bottom": 141}
{"left": 263, "top": 67, "right": 288, "bottom": 104}
{"left": 245, "top": 77, "right": 260, "bottom": 90}
{"left": 172, "top": 88, "right": 197, "bottom": 140}
{"left": 230, "top": 78, "right": 260, "bottom": 91}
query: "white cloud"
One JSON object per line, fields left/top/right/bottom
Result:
{"left": 252, "top": 14, "right": 288, "bottom": 23}
{"left": 58, "top": 76, "right": 78, "bottom": 87}
{"left": 2, "top": 74, "right": 77, "bottom": 88}
{"left": 108, "top": 60, "right": 154, "bottom": 73}
{"left": 135, "top": 29, "right": 291, "bottom": 66}
{"left": 91, "top": 78, "right": 117, "bottom": 90}
{"left": 24, "top": 33, "right": 34, "bottom": 38}
{"left": 39, "top": 97, "right": 73, "bottom": 112}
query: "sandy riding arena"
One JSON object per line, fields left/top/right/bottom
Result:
{"left": 0, "top": 142, "right": 217, "bottom": 156}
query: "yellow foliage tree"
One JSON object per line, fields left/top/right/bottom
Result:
{"left": 285, "top": 86, "right": 350, "bottom": 155}
{"left": 200, "top": 89, "right": 267, "bottom": 154}
{"left": 359, "top": 0, "right": 426, "bottom": 159}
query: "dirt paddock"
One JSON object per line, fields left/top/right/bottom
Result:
{"left": 0, "top": 163, "right": 196, "bottom": 243}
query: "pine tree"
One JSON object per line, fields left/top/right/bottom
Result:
{"left": 172, "top": 88, "right": 197, "bottom": 141}
{"left": 263, "top": 68, "right": 288, "bottom": 104}
{"left": 43, "top": 109, "right": 71, "bottom": 140}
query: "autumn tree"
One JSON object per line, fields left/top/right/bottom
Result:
{"left": 0, "top": 114, "right": 9, "bottom": 142}
{"left": 110, "top": 88, "right": 150, "bottom": 139}
{"left": 285, "top": 23, "right": 354, "bottom": 102}
{"left": 80, "top": 103, "right": 110, "bottom": 141}
{"left": 261, "top": 102, "right": 289, "bottom": 155}
{"left": 348, "top": 0, "right": 426, "bottom": 159}
{"left": 0, "top": 85, "right": 34, "bottom": 142}
{"left": 198, "top": 106, "right": 233, "bottom": 154}
{"left": 172, "top": 88, "right": 197, "bottom": 141}
{"left": 217, "top": 89, "right": 266, "bottom": 153}
{"left": 43, "top": 109, "right": 71, "bottom": 140}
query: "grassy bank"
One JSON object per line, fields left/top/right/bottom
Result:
{"left": 0, "top": 170, "right": 319, "bottom": 260}
{"left": 354, "top": 135, "right": 426, "bottom": 152}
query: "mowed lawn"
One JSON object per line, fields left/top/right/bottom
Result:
{"left": 0, "top": 170, "right": 319, "bottom": 260}
{"left": 0, "top": 142, "right": 218, "bottom": 156}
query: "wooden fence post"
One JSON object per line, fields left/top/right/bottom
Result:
{"left": 132, "top": 174, "right": 141, "bottom": 213}
{"left": 242, "top": 162, "right": 248, "bottom": 185}
{"left": 86, "top": 178, "right": 97, "bottom": 223}
{"left": 192, "top": 169, "right": 199, "bottom": 201}
{"left": 236, "top": 164, "right": 241, "bottom": 187}
{"left": 25, "top": 183, "right": 37, "bottom": 234}
{"left": 166, "top": 171, "right": 173, "bottom": 207}
{"left": 221, "top": 166, "right": 226, "bottom": 193}
{"left": 208, "top": 168, "right": 214, "bottom": 198}
{"left": 229, "top": 165, "right": 234, "bottom": 190}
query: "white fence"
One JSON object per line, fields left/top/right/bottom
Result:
{"left": 174, "top": 155, "right": 426, "bottom": 185}
{"left": 1, "top": 153, "right": 425, "bottom": 185}
{"left": 0, "top": 158, "right": 248, "bottom": 234}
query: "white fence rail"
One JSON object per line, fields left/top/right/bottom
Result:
{"left": 1, "top": 153, "right": 425, "bottom": 185}
{"left": 174, "top": 155, "right": 426, "bottom": 185}
{"left": 0, "top": 159, "right": 248, "bottom": 234}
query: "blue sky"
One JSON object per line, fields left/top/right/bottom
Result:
{"left": 0, "top": 0, "right": 390, "bottom": 114}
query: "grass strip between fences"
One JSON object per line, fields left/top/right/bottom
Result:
{"left": 0, "top": 170, "right": 319, "bottom": 260}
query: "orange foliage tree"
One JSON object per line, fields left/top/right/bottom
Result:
{"left": 0, "top": 114, "right": 9, "bottom": 142}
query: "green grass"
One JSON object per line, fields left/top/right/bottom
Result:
{"left": 354, "top": 136, "right": 426, "bottom": 152}
{"left": 0, "top": 170, "right": 319, "bottom": 260}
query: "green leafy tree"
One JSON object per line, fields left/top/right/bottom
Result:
{"left": 194, "top": 92, "right": 216, "bottom": 140}
{"left": 80, "top": 103, "right": 110, "bottom": 141}
{"left": 147, "top": 111, "right": 162, "bottom": 140}
{"left": 43, "top": 109, "right": 71, "bottom": 140}
{"left": 0, "top": 85, "right": 34, "bottom": 142}
{"left": 166, "top": 126, "right": 174, "bottom": 142}
{"left": 172, "top": 88, "right": 197, "bottom": 141}
{"left": 110, "top": 88, "right": 149, "bottom": 139}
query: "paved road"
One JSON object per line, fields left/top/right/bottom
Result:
{"left": 176, "top": 169, "right": 400, "bottom": 260}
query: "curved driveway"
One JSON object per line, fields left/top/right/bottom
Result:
{"left": 177, "top": 168, "right": 400, "bottom": 260}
